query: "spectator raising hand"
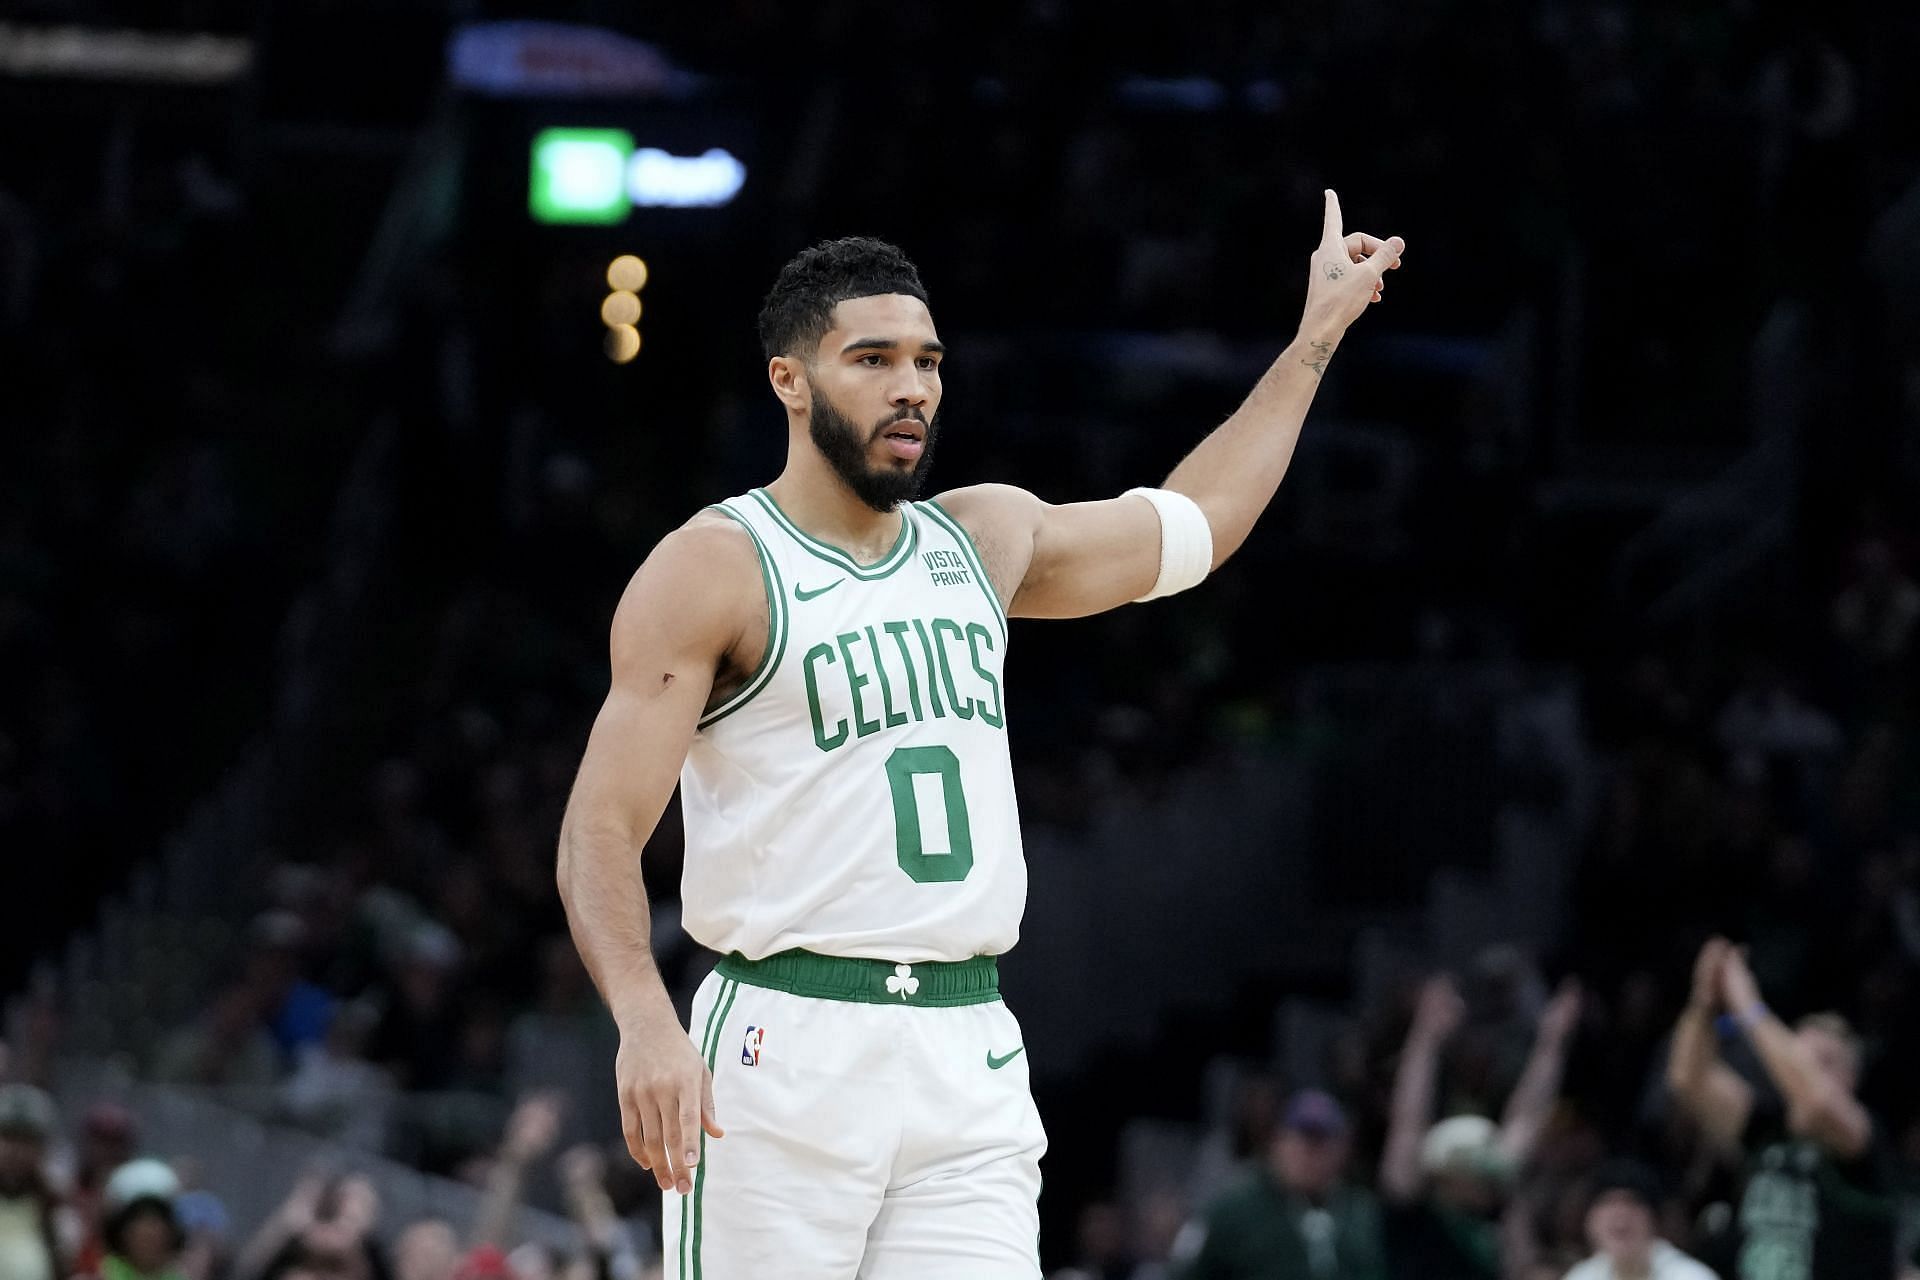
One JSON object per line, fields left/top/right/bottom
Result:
{"left": 470, "top": 1093, "right": 566, "bottom": 1253}
{"left": 1667, "top": 937, "right": 1899, "bottom": 1278}
{"left": 556, "top": 1145, "right": 644, "bottom": 1280}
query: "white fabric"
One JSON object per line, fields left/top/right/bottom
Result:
{"left": 1125, "top": 487, "right": 1213, "bottom": 601}
{"left": 663, "top": 968, "right": 1046, "bottom": 1279}
{"left": 1563, "top": 1241, "right": 1719, "bottom": 1280}
{"left": 680, "top": 493, "right": 1025, "bottom": 963}
{"left": 0, "top": 1200, "right": 52, "bottom": 1280}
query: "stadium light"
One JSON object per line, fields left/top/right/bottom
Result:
{"left": 530, "top": 128, "right": 635, "bottom": 225}
{"left": 603, "top": 255, "right": 647, "bottom": 362}
{"left": 531, "top": 134, "right": 746, "bottom": 224}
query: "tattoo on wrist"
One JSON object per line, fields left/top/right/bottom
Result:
{"left": 1325, "top": 262, "right": 1346, "bottom": 280}
{"left": 1302, "top": 340, "right": 1333, "bottom": 377}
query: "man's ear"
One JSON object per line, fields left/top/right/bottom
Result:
{"left": 768, "top": 355, "right": 810, "bottom": 414}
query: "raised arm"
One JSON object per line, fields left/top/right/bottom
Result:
{"left": 935, "top": 190, "right": 1404, "bottom": 620}
{"left": 1381, "top": 975, "right": 1465, "bottom": 1204}
{"left": 1717, "top": 945, "right": 1870, "bottom": 1159}
{"left": 1496, "top": 978, "right": 1581, "bottom": 1166}
{"left": 469, "top": 1092, "right": 563, "bottom": 1250}
{"left": 1665, "top": 938, "right": 1755, "bottom": 1154}
{"left": 557, "top": 515, "right": 759, "bottom": 1195}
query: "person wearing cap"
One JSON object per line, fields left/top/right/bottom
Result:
{"left": 1667, "top": 938, "right": 1898, "bottom": 1280}
{"left": 1377, "top": 974, "right": 1581, "bottom": 1280}
{"left": 1563, "top": 1160, "right": 1715, "bottom": 1280}
{"left": 0, "top": 1084, "right": 63, "bottom": 1280}
{"left": 1170, "top": 1088, "right": 1385, "bottom": 1279}
{"left": 68, "top": 1102, "right": 138, "bottom": 1277}
{"left": 97, "top": 1159, "right": 186, "bottom": 1280}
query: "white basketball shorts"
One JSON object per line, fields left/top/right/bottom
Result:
{"left": 662, "top": 950, "right": 1047, "bottom": 1279}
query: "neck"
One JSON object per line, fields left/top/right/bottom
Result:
{"left": 767, "top": 451, "right": 905, "bottom": 557}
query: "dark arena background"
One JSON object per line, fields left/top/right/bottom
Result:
{"left": 5, "top": 4, "right": 1920, "bottom": 1278}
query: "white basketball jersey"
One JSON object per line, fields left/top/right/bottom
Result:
{"left": 678, "top": 488, "right": 1025, "bottom": 963}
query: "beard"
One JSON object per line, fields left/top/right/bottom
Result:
{"left": 807, "top": 388, "right": 940, "bottom": 514}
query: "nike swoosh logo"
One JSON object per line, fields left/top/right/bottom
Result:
{"left": 986, "top": 1047, "right": 1025, "bottom": 1070}
{"left": 794, "top": 580, "right": 843, "bottom": 601}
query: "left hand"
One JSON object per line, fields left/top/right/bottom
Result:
{"left": 1299, "top": 189, "right": 1404, "bottom": 341}
{"left": 1718, "top": 947, "right": 1764, "bottom": 1016}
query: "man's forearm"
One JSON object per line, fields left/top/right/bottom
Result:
{"left": 558, "top": 818, "right": 673, "bottom": 1029}
{"left": 1162, "top": 326, "right": 1339, "bottom": 568}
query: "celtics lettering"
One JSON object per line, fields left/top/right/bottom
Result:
{"left": 803, "top": 617, "right": 1004, "bottom": 751}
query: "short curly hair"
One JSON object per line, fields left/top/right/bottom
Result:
{"left": 756, "top": 237, "right": 929, "bottom": 362}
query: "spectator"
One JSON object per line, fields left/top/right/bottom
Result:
{"left": 1832, "top": 539, "right": 1920, "bottom": 670}
{"left": 1050, "top": 1200, "right": 1135, "bottom": 1280}
{"left": 280, "top": 1001, "right": 394, "bottom": 1151}
{"left": 233, "top": 1173, "right": 389, "bottom": 1280}
{"left": 96, "top": 1159, "right": 190, "bottom": 1280}
{"left": 1171, "top": 1088, "right": 1385, "bottom": 1279}
{"left": 1378, "top": 976, "right": 1580, "bottom": 1279}
{"left": 1563, "top": 1159, "right": 1715, "bottom": 1280}
{"left": 365, "top": 924, "right": 465, "bottom": 1092}
{"left": 390, "top": 1221, "right": 457, "bottom": 1280}
{"left": 0, "top": 1085, "right": 61, "bottom": 1280}
{"left": 554, "top": 1145, "right": 645, "bottom": 1280}
{"left": 1666, "top": 937, "right": 1899, "bottom": 1279}
{"left": 467, "top": 1093, "right": 563, "bottom": 1257}
{"left": 151, "top": 988, "right": 280, "bottom": 1092}
{"left": 245, "top": 911, "right": 336, "bottom": 1064}
{"left": 68, "top": 1102, "right": 138, "bottom": 1276}
{"left": 1187, "top": 1072, "right": 1282, "bottom": 1211}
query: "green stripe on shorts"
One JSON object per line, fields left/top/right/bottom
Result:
{"left": 690, "top": 978, "right": 739, "bottom": 1280}
{"left": 679, "top": 979, "right": 733, "bottom": 1279}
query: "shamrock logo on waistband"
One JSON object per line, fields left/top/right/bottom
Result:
{"left": 885, "top": 964, "right": 919, "bottom": 1000}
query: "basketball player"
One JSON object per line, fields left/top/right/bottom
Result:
{"left": 557, "top": 190, "right": 1404, "bottom": 1278}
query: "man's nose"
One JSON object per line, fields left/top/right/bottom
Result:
{"left": 889, "top": 374, "right": 930, "bottom": 409}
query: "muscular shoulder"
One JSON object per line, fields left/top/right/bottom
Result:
{"left": 924, "top": 483, "right": 1043, "bottom": 603}
{"left": 927, "top": 482, "right": 1045, "bottom": 534}
{"left": 609, "top": 509, "right": 763, "bottom": 671}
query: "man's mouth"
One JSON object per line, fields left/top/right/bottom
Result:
{"left": 880, "top": 418, "right": 925, "bottom": 461}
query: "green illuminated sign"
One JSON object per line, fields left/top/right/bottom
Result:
{"left": 529, "top": 128, "right": 635, "bottom": 225}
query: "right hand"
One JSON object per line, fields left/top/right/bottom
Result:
{"left": 616, "top": 1010, "right": 724, "bottom": 1195}
{"left": 1690, "top": 937, "right": 1730, "bottom": 1013}
{"left": 1299, "top": 189, "right": 1404, "bottom": 341}
{"left": 1411, "top": 974, "right": 1467, "bottom": 1044}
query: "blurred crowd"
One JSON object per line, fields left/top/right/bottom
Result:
{"left": 5, "top": 1, "right": 1920, "bottom": 1278}
{"left": 0, "top": 1084, "right": 664, "bottom": 1280}
{"left": 1037, "top": 506, "right": 1920, "bottom": 1277}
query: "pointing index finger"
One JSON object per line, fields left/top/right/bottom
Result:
{"left": 1321, "top": 189, "right": 1343, "bottom": 250}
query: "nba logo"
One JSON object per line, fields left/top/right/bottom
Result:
{"left": 741, "top": 1025, "right": 764, "bottom": 1066}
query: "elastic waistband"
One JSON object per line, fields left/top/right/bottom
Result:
{"left": 716, "top": 949, "right": 1000, "bottom": 1007}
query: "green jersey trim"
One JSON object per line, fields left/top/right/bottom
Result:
{"left": 688, "top": 977, "right": 738, "bottom": 1279}
{"left": 920, "top": 500, "right": 1009, "bottom": 644}
{"left": 748, "top": 487, "right": 919, "bottom": 579}
{"left": 698, "top": 504, "right": 787, "bottom": 730}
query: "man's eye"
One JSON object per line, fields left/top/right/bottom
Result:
{"left": 917, "top": 358, "right": 940, "bottom": 371}
{"left": 860, "top": 354, "right": 886, "bottom": 367}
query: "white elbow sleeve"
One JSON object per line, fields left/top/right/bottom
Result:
{"left": 1126, "top": 486, "right": 1214, "bottom": 602}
